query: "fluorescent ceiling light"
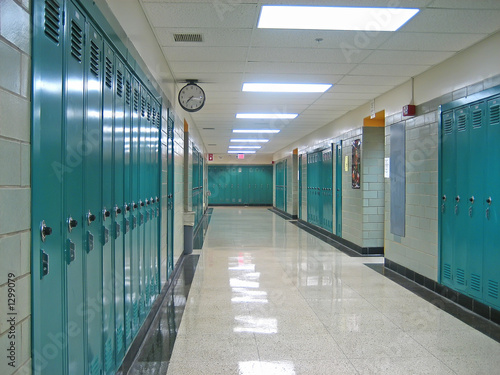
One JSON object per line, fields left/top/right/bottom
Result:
{"left": 258, "top": 6, "right": 419, "bottom": 31}
{"left": 228, "top": 146, "right": 262, "bottom": 149}
{"left": 233, "top": 129, "right": 280, "bottom": 134}
{"left": 243, "top": 83, "right": 332, "bottom": 93}
{"left": 236, "top": 113, "right": 298, "bottom": 119}
{"left": 230, "top": 139, "right": 269, "bottom": 143}
{"left": 228, "top": 150, "right": 256, "bottom": 154}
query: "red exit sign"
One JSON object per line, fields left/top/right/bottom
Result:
{"left": 238, "top": 154, "right": 245, "bottom": 159}
{"left": 208, "top": 153, "right": 213, "bottom": 161}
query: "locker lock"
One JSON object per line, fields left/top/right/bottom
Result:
{"left": 87, "top": 211, "right": 96, "bottom": 226}
{"left": 455, "top": 196, "right": 460, "bottom": 203}
{"left": 487, "top": 197, "right": 492, "bottom": 205}
{"left": 150, "top": 197, "right": 154, "bottom": 205}
{"left": 145, "top": 199, "right": 150, "bottom": 206}
{"left": 469, "top": 196, "right": 475, "bottom": 204}
{"left": 442, "top": 195, "right": 447, "bottom": 201}
{"left": 103, "top": 208, "right": 111, "bottom": 221}
{"left": 114, "top": 205, "right": 122, "bottom": 216}
{"left": 125, "top": 204, "right": 131, "bottom": 212}
{"left": 156, "top": 197, "right": 159, "bottom": 203}
{"left": 140, "top": 200, "right": 144, "bottom": 207}
{"left": 67, "top": 217, "right": 78, "bottom": 233}
{"left": 40, "top": 220, "right": 53, "bottom": 242}
{"left": 133, "top": 202, "right": 138, "bottom": 210}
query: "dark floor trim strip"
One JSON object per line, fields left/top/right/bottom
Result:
{"left": 367, "top": 261, "right": 500, "bottom": 342}
{"left": 268, "top": 207, "right": 297, "bottom": 220}
{"left": 118, "top": 253, "right": 200, "bottom": 374}
{"left": 208, "top": 204, "right": 272, "bottom": 207}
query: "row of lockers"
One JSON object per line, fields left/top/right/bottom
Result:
{"left": 32, "top": 1, "right": 163, "bottom": 374}
{"left": 208, "top": 166, "right": 273, "bottom": 205}
{"left": 441, "top": 92, "right": 500, "bottom": 309}
{"left": 307, "top": 147, "right": 334, "bottom": 232}
{"left": 275, "top": 160, "right": 287, "bottom": 211}
{"left": 192, "top": 147, "right": 204, "bottom": 227}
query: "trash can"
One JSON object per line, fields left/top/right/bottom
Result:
{"left": 183, "top": 211, "right": 195, "bottom": 255}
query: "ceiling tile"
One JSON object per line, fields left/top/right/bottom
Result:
{"left": 380, "top": 32, "right": 489, "bottom": 52}
{"left": 349, "top": 64, "right": 430, "bottom": 77}
{"left": 362, "top": 50, "right": 455, "bottom": 65}
{"left": 247, "top": 47, "right": 371, "bottom": 64}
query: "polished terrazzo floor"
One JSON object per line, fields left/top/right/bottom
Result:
{"left": 166, "top": 207, "right": 500, "bottom": 374}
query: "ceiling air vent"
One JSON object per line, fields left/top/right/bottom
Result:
{"left": 174, "top": 33, "right": 203, "bottom": 42}
{"left": 203, "top": 128, "right": 215, "bottom": 130}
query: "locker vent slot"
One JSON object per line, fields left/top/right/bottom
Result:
{"left": 490, "top": 104, "right": 500, "bottom": 125}
{"left": 147, "top": 102, "right": 152, "bottom": 121}
{"left": 105, "top": 57, "right": 113, "bottom": 89}
{"left": 488, "top": 280, "right": 499, "bottom": 299}
{"left": 157, "top": 111, "right": 161, "bottom": 128}
{"left": 456, "top": 268, "right": 465, "bottom": 285}
{"left": 117, "top": 70, "right": 123, "bottom": 98}
{"left": 116, "top": 324, "right": 124, "bottom": 353}
{"left": 457, "top": 114, "right": 467, "bottom": 132}
{"left": 472, "top": 109, "right": 482, "bottom": 129}
{"left": 44, "top": 0, "right": 61, "bottom": 44}
{"left": 141, "top": 97, "right": 146, "bottom": 117}
{"left": 104, "top": 338, "right": 113, "bottom": 371}
{"left": 133, "top": 88, "right": 139, "bottom": 113}
{"left": 125, "top": 80, "right": 131, "bottom": 105}
{"left": 70, "top": 21, "right": 83, "bottom": 62}
{"left": 442, "top": 264, "right": 452, "bottom": 280}
{"left": 90, "top": 41, "right": 100, "bottom": 78}
{"left": 470, "top": 274, "right": 481, "bottom": 292}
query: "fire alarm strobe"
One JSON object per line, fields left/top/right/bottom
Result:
{"left": 403, "top": 104, "right": 416, "bottom": 117}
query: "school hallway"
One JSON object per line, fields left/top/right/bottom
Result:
{"left": 162, "top": 207, "right": 500, "bottom": 375}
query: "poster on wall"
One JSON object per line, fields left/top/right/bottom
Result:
{"left": 352, "top": 139, "right": 361, "bottom": 189}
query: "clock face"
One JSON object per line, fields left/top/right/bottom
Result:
{"left": 178, "top": 83, "right": 205, "bottom": 112}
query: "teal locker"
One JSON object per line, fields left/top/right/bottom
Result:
{"left": 84, "top": 23, "right": 104, "bottom": 375}
{"left": 440, "top": 110, "right": 455, "bottom": 288}
{"left": 32, "top": 1, "right": 66, "bottom": 374}
{"left": 152, "top": 100, "right": 161, "bottom": 300}
{"left": 335, "top": 142, "right": 343, "bottom": 236}
{"left": 453, "top": 106, "right": 469, "bottom": 293}
{"left": 64, "top": 4, "right": 86, "bottom": 373}
{"left": 123, "top": 68, "right": 133, "bottom": 349}
{"left": 467, "top": 102, "right": 486, "bottom": 300}
{"left": 130, "top": 78, "right": 141, "bottom": 335}
{"left": 265, "top": 166, "right": 273, "bottom": 204}
{"left": 484, "top": 97, "right": 500, "bottom": 309}
{"left": 102, "top": 42, "right": 116, "bottom": 375}
{"left": 236, "top": 167, "right": 243, "bottom": 204}
{"left": 113, "top": 56, "right": 126, "bottom": 362}
{"left": 166, "top": 110, "right": 175, "bottom": 278}
{"left": 299, "top": 156, "right": 302, "bottom": 219}
{"left": 322, "top": 147, "right": 333, "bottom": 232}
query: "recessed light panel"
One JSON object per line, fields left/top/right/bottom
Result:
{"left": 228, "top": 150, "right": 256, "bottom": 154}
{"left": 228, "top": 146, "right": 262, "bottom": 149}
{"left": 258, "top": 6, "right": 419, "bottom": 31}
{"left": 242, "top": 83, "right": 332, "bottom": 93}
{"left": 230, "top": 139, "right": 269, "bottom": 143}
{"left": 236, "top": 113, "right": 298, "bottom": 119}
{"left": 233, "top": 129, "right": 280, "bottom": 134}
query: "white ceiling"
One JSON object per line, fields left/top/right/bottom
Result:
{"left": 135, "top": 0, "right": 500, "bottom": 155}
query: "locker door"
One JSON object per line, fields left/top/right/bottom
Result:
{"left": 335, "top": 142, "right": 343, "bottom": 236}
{"left": 32, "top": 1, "right": 65, "bottom": 374}
{"left": 84, "top": 23, "right": 104, "bottom": 375}
{"left": 440, "top": 110, "right": 456, "bottom": 288}
{"left": 299, "top": 156, "right": 303, "bottom": 219}
{"left": 484, "top": 97, "right": 500, "bottom": 309}
{"left": 322, "top": 147, "right": 333, "bottom": 232}
{"left": 102, "top": 42, "right": 116, "bottom": 375}
{"left": 151, "top": 100, "right": 161, "bottom": 300}
{"left": 265, "top": 166, "right": 273, "bottom": 204}
{"left": 64, "top": 4, "right": 86, "bottom": 374}
{"left": 284, "top": 160, "right": 288, "bottom": 212}
{"left": 131, "top": 79, "right": 141, "bottom": 334}
{"left": 166, "top": 110, "right": 175, "bottom": 277}
{"left": 466, "top": 101, "right": 486, "bottom": 300}
{"left": 113, "top": 57, "right": 126, "bottom": 363}
{"left": 453, "top": 107, "right": 469, "bottom": 293}
{"left": 123, "top": 69, "right": 133, "bottom": 349}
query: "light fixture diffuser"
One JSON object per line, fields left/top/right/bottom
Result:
{"left": 228, "top": 150, "right": 256, "bottom": 154}
{"left": 243, "top": 83, "right": 332, "bottom": 93}
{"left": 236, "top": 113, "right": 298, "bottom": 119}
{"left": 258, "top": 6, "right": 419, "bottom": 31}
{"left": 230, "top": 139, "right": 269, "bottom": 143}
{"left": 228, "top": 146, "right": 262, "bottom": 149}
{"left": 233, "top": 129, "right": 280, "bottom": 134}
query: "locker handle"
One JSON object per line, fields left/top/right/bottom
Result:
{"left": 145, "top": 199, "right": 150, "bottom": 205}
{"left": 140, "top": 201, "right": 145, "bottom": 207}
{"left": 103, "top": 209, "right": 111, "bottom": 221}
{"left": 442, "top": 195, "right": 446, "bottom": 201}
{"left": 469, "top": 196, "right": 474, "bottom": 204}
{"left": 455, "top": 196, "right": 460, "bottom": 203}
{"left": 133, "top": 202, "right": 138, "bottom": 209}
{"left": 114, "top": 206, "right": 122, "bottom": 215}
{"left": 40, "top": 220, "right": 52, "bottom": 242}
{"left": 156, "top": 197, "right": 160, "bottom": 203}
{"left": 486, "top": 197, "right": 492, "bottom": 205}
{"left": 125, "top": 204, "right": 131, "bottom": 212}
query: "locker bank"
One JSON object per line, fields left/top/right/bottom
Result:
{"left": 1, "top": 0, "right": 500, "bottom": 374}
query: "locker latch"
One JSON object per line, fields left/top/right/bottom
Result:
{"left": 41, "top": 249, "right": 49, "bottom": 278}
{"left": 40, "top": 220, "right": 53, "bottom": 242}
{"left": 486, "top": 197, "right": 492, "bottom": 220}
{"left": 469, "top": 196, "right": 475, "bottom": 217}
{"left": 87, "top": 231, "right": 94, "bottom": 253}
{"left": 455, "top": 196, "right": 460, "bottom": 214}
{"left": 103, "top": 226, "right": 109, "bottom": 244}
{"left": 87, "top": 210, "right": 96, "bottom": 226}
{"left": 66, "top": 239, "right": 76, "bottom": 264}
{"left": 67, "top": 216, "right": 78, "bottom": 233}
{"left": 115, "top": 222, "right": 121, "bottom": 239}
{"left": 441, "top": 195, "right": 446, "bottom": 213}
{"left": 103, "top": 208, "right": 111, "bottom": 221}
{"left": 124, "top": 218, "right": 130, "bottom": 234}
{"left": 114, "top": 205, "right": 122, "bottom": 217}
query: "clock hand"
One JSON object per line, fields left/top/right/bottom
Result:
{"left": 186, "top": 96, "right": 194, "bottom": 104}
{"left": 190, "top": 96, "right": 203, "bottom": 101}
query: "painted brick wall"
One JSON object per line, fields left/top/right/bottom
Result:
{"left": 0, "top": 0, "right": 32, "bottom": 374}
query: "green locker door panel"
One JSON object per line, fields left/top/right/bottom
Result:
{"left": 102, "top": 42, "right": 116, "bottom": 374}
{"left": 299, "top": 156, "right": 302, "bottom": 219}
{"left": 84, "top": 23, "right": 104, "bottom": 375}
{"left": 131, "top": 78, "right": 141, "bottom": 335}
{"left": 123, "top": 68, "right": 133, "bottom": 349}
{"left": 335, "top": 142, "right": 343, "bottom": 236}
{"left": 113, "top": 56, "right": 126, "bottom": 362}
{"left": 32, "top": 1, "right": 66, "bottom": 373}
{"left": 440, "top": 110, "right": 456, "bottom": 288}
{"left": 322, "top": 147, "right": 333, "bottom": 232}
{"left": 64, "top": 4, "right": 86, "bottom": 374}
{"left": 484, "top": 97, "right": 500, "bottom": 309}
{"left": 166, "top": 110, "right": 175, "bottom": 278}
{"left": 454, "top": 106, "right": 469, "bottom": 293}
{"left": 467, "top": 101, "right": 485, "bottom": 300}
